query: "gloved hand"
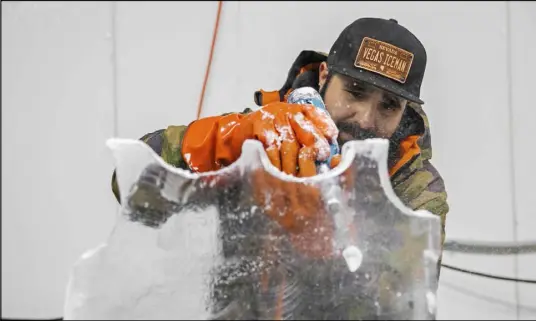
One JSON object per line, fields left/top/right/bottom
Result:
{"left": 181, "top": 102, "right": 341, "bottom": 175}
{"left": 251, "top": 167, "right": 335, "bottom": 259}
{"left": 182, "top": 102, "right": 343, "bottom": 259}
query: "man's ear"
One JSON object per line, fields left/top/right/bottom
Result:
{"left": 318, "top": 62, "right": 329, "bottom": 90}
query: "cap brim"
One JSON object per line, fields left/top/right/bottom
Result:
{"left": 330, "top": 65, "right": 425, "bottom": 105}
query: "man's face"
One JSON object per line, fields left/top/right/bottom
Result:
{"left": 318, "top": 63, "right": 408, "bottom": 146}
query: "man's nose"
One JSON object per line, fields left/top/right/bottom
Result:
{"left": 354, "top": 106, "right": 376, "bottom": 130}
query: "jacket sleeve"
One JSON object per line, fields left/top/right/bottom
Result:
{"left": 413, "top": 187, "right": 449, "bottom": 279}
{"left": 111, "top": 125, "right": 189, "bottom": 204}
{"left": 403, "top": 171, "right": 449, "bottom": 250}
{"left": 392, "top": 160, "right": 449, "bottom": 279}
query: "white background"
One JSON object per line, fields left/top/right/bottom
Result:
{"left": 2, "top": 1, "right": 535, "bottom": 319}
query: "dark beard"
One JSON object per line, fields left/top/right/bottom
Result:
{"left": 336, "top": 121, "right": 404, "bottom": 171}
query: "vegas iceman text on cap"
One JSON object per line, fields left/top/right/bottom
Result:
{"left": 328, "top": 17, "right": 427, "bottom": 105}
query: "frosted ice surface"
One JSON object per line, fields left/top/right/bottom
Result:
{"left": 63, "top": 138, "right": 441, "bottom": 320}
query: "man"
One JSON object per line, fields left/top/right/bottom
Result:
{"left": 112, "top": 17, "right": 448, "bottom": 245}
{"left": 111, "top": 17, "right": 448, "bottom": 318}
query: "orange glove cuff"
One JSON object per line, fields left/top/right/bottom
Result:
{"left": 181, "top": 116, "right": 219, "bottom": 172}
{"left": 182, "top": 113, "right": 250, "bottom": 172}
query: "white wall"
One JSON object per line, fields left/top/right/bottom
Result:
{"left": 2, "top": 2, "right": 117, "bottom": 318}
{"left": 2, "top": 1, "right": 535, "bottom": 319}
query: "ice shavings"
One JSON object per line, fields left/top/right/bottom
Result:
{"left": 263, "top": 129, "right": 281, "bottom": 149}
{"left": 287, "top": 87, "right": 339, "bottom": 144}
{"left": 308, "top": 105, "right": 340, "bottom": 139}
{"left": 260, "top": 109, "right": 275, "bottom": 120}
{"left": 274, "top": 121, "right": 294, "bottom": 144}
{"left": 293, "top": 112, "right": 330, "bottom": 161}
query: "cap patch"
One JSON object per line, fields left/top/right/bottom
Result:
{"left": 354, "top": 37, "right": 414, "bottom": 84}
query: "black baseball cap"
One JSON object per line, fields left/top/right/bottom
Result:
{"left": 327, "top": 17, "right": 427, "bottom": 105}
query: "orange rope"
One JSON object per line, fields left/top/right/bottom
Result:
{"left": 196, "top": 1, "right": 224, "bottom": 120}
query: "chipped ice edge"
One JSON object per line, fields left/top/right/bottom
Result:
{"left": 106, "top": 137, "right": 440, "bottom": 223}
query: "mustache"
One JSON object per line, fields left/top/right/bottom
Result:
{"left": 336, "top": 120, "right": 402, "bottom": 169}
{"left": 336, "top": 121, "right": 381, "bottom": 141}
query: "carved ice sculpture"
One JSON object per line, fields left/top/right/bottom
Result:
{"left": 63, "top": 138, "right": 441, "bottom": 320}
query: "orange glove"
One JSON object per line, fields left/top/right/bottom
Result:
{"left": 182, "top": 102, "right": 343, "bottom": 258}
{"left": 182, "top": 102, "right": 340, "bottom": 176}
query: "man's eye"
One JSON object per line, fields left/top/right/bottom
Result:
{"left": 346, "top": 90, "right": 366, "bottom": 100}
{"left": 381, "top": 101, "right": 400, "bottom": 111}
